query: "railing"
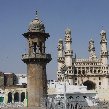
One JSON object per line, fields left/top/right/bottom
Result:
{"left": 0, "top": 97, "right": 109, "bottom": 108}
{"left": 22, "top": 53, "right": 51, "bottom": 60}
{"left": 42, "top": 97, "right": 109, "bottom": 109}
{"left": 0, "top": 102, "right": 24, "bottom": 108}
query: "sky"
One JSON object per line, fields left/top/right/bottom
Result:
{"left": 0, "top": 0, "right": 109, "bottom": 80}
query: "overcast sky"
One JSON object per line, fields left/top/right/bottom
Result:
{"left": 0, "top": 0, "right": 109, "bottom": 80}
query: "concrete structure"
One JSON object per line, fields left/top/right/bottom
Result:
{"left": 16, "top": 74, "right": 27, "bottom": 85}
{"left": 0, "top": 72, "right": 27, "bottom": 107}
{"left": 22, "top": 12, "right": 52, "bottom": 108}
{"left": 57, "top": 28, "right": 109, "bottom": 99}
{"left": 47, "top": 80, "right": 97, "bottom": 107}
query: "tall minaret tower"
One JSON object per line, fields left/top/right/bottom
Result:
{"left": 64, "top": 28, "right": 73, "bottom": 67}
{"left": 57, "top": 39, "right": 64, "bottom": 81}
{"left": 100, "top": 30, "right": 108, "bottom": 65}
{"left": 22, "top": 12, "right": 51, "bottom": 108}
{"left": 88, "top": 39, "right": 97, "bottom": 60}
{"left": 64, "top": 28, "right": 73, "bottom": 84}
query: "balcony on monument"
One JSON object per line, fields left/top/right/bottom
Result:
{"left": 22, "top": 53, "right": 51, "bottom": 63}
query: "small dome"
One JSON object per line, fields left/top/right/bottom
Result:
{"left": 100, "top": 30, "right": 106, "bottom": 35}
{"left": 58, "top": 39, "right": 63, "bottom": 44}
{"left": 89, "top": 38, "right": 94, "bottom": 43}
{"left": 65, "top": 28, "right": 71, "bottom": 35}
{"left": 28, "top": 12, "right": 45, "bottom": 33}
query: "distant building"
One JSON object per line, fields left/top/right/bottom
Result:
{"left": 47, "top": 80, "right": 97, "bottom": 107}
{"left": 57, "top": 28, "right": 109, "bottom": 100}
{"left": 0, "top": 72, "right": 27, "bottom": 89}
{"left": 0, "top": 72, "right": 27, "bottom": 106}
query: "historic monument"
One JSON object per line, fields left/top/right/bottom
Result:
{"left": 57, "top": 28, "right": 109, "bottom": 100}
{"left": 22, "top": 12, "right": 52, "bottom": 108}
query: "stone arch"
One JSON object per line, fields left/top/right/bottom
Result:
{"left": 14, "top": 92, "right": 19, "bottom": 102}
{"left": 55, "top": 102, "right": 64, "bottom": 109}
{"left": 21, "top": 92, "right": 25, "bottom": 102}
{"left": 8, "top": 92, "right": 12, "bottom": 103}
{"left": 83, "top": 80, "right": 96, "bottom": 90}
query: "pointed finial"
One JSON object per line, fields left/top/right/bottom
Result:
{"left": 90, "top": 38, "right": 93, "bottom": 42}
{"left": 65, "top": 27, "right": 71, "bottom": 35}
{"left": 36, "top": 11, "right": 38, "bottom": 17}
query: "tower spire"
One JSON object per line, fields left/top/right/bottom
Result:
{"left": 35, "top": 10, "right": 38, "bottom": 18}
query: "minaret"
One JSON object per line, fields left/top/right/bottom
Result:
{"left": 64, "top": 28, "right": 73, "bottom": 84}
{"left": 22, "top": 12, "right": 51, "bottom": 108}
{"left": 64, "top": 28, "right": 73, "bottom": 67}
{"left": 57, "top": 39, "right": 64, "bottom": 81}
{"left": 100, "top": 30, "right": 108, "bottom": 65}
{"left": 88, "top": 38, "right": 97, "bottom": 60}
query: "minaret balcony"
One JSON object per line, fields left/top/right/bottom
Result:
{"left": 100, "top": 51, "right": 109, "bottom": 56}
{"left": 57, "top": 57, "right": 65, "bottom": 62}
{"left": 100, "top": 40, "right": 107, "bottom": 44}
{"left": 22, "top": 53, "right": 51, "bottom": 63}
{"left": 64, "top": 50, "right": 73, "bottom": 56}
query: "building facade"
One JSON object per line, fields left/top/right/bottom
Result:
{"left": 57, "top": 28, "right": 109, "bottom": 91}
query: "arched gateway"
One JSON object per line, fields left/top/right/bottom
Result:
{"left": 83, "top": 80, "right": 96, "bottom": 90}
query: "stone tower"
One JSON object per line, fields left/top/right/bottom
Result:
{"left": 64, "top": 28, "right": 73, "bottom": 67}
{"left": 57, "top": 39, "right": 64, "bottom": 81}
{"left": 64, "top": 28, "right": 73, "bottom": 84}
{"left": 88, "top": 38, "right": 97, "bottom": 60}
{"left": 100, "top": 30, "right": 108, "bottom": 65}
{"left": 22, "top": 12, "right": 52, "bottom": 108}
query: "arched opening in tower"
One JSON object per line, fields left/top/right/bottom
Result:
{"left": 14, "top": 92, "right": 19, "bottom": 102}
{"left": 8, "top": 92, "right": 12, "bottom": 103}
{"left": 83, "top": 80, "right": 96, "bottom": 90}
{"left": 21, "top": 92, "right": 25, "bottom": 102}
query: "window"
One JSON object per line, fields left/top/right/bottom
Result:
{"left": 99, "top": 77, "right": 101, "bottom": 80}
{"left": 94, "top": 70, "right": 96, "bottom": 73}
{"left": 78, "top": 70, "right": 81, "bottom": 75}
{"left": 75, "top": 83, "right": 77, "bottom": 85}
{"left": 82, "top": 70, "right": 85, "bottom": 75}
{"left": 75, "top": 78, "right": 77, "bottom": 80}
{"left": 98, "top": 70, "right": 100, "bottom": 73}
{"left": 99, "top": 82, "right": 101, "bottom": 85}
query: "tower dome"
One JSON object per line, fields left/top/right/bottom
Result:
{"left": 65, "top": 28, "right": 71, "bottom": 35}
{"left": 28, "top": 11, "right": 45, "bottom": 33}
{"left": 100, "top": 30, "right": 106, "bottom": 35}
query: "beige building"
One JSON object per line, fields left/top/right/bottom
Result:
{"left": 57, "top": 28, "right": 109, "bottom": 100}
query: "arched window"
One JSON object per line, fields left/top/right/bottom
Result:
{"left": 39, "top": 42, "right": 42, "bottom": 53}
{"left": 8, "top": 92, "right": 12, "bottom": 103}
{"left": 21, "top": 92, "right": 25, "bottom": 102}
{"left": 83, "top": 80, "right": 96, "bottom": 90}
{"left": 14, "top": 92, "right": 19, "bottom": 102}
{"left": 78, "top": 70, "right": 81, "bottom": 75}
{"left": 94, "top": 70, "right": 96, "bottom": 73}
{"left": 74, "top": 69, "right": 77, "bottom": 74}
{"left": 82, "top": 70, "right": 85, "bottom": 75}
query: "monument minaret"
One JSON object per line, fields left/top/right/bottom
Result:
{"left": 64, "top": 28, "right": 73, "bottom": 84}
{"left": 57, "top": 39, "right": 64, "bottom": 81}
{"left": 100, "top": 30, "right": 108, "bottom": 65}
{"left": 88, "top": 38, "right": 97, "bottom": 60}
{"left": 64, "top": 28, "right": 73, "bottom": 67}
{"left": 22, "top": 12, "right": 51, "bottom": 108}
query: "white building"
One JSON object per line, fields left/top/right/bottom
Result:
{"left": 57, "top": 28, "right": 109, "bottom": 100}
{"left": 47, "top": 80, "right": 98, "bottom": 108}
{"left": 16, "top": 74, "right": 27, "bottom": 85}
